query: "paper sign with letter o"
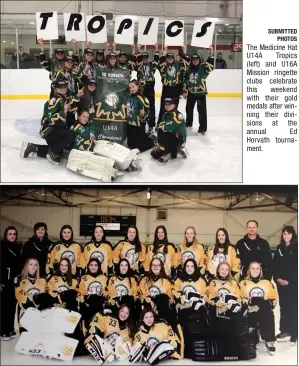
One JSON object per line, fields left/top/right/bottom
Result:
{"left": 191, "top": 20, "right": 215, "bottom": 48}
{"left": 138, "top": 17, "right": 159, "bottom": 45}
{"left": 114, "top": 16, "right": 135, "bottom": 45}
{"left": 36, "top": 12, "right": 58, "bottom": 40}
{"left": 86, "top": 15, "right": 107, "bottom": 43}
{"left": 64, "top": 13, "right": 86, "bottom": 41}
{"left": 164, "top": 20, "right": 184, "bottom": 46}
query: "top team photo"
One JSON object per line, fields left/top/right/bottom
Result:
{"left": 1, "top": 0, "right": 242, "bottom": 183}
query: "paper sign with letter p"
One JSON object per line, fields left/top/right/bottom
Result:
{"left": 138, "top": 17, "right": 159, "bottom": 45}
{"left": 64, "top": 13, "right": 86, "bottom": 41}
{"left": 36, "top": 12, "right": 58, "bottom": 40}
{"left": 86, "top": 15, "right": 107, "bottom": 43}
{"left": 164, "top": 20, "right": 184, "bottom": 46}
{"left": 114, "top": 16, "right": 135, "bottom": 45}
{"left": 191, "top": 20, "right": 215, "bottom": 48}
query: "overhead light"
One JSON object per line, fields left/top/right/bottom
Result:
{"left": 146, "top": 188, "right": 151, "bottom": 200}
{"left": 205, "top": 17, "right": 219, "bottom": 22}
{"left": 3, "top": 41, "right": 6, "bottom": 43}
{"left": 11, "top": 42, "right": 14, "bottom": 44}
{"left": 225, "top": 23, "right": 230, "bottom": 25}
{"left": 30, "top": 22, "right": 35, "bottom": 25}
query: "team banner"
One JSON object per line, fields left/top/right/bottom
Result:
{"left": 36, "top": 12, "right": 58, "bottom": 40}
{"left": 63, "top": 13, "right": 86, "bottom": 41}
{"left": 164, "top": 20, "right": 185, "bottom": 46}
{"left": 36, "top": 12, "right": 214, "bottom": 48}
{"left": 93, "top": 68, "right": 130, "bottom": 144}
{"left": 86, "top": 14, "right": 107, "bottom": 43}
{"left": 114, "top": 16, "right": 135, "bottom": 45}
{"left": 137, "top": 17, "right": 159, "bottom": 45}
{"left": 191, "top": 20, "right": 215, "bottom": 48}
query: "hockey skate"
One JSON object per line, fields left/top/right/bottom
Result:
{"left": 290, "top": 336, "right": 297, "bottom": 346}
{"left": 159, "top": 153, "right": 171, "bottom": 164}
{"left": 20, "top": 141, "right": 38, "bottom": 158}
{"left": 46, "top": 150, "right": 60, "bottom": 165}
{"left": 177, "top": 147, "right": 187, "bottom": 158}
{"left": 265, "top": 341, "right": 275, "bottom": 355}
{"left": 276, "top": 332, "right": 291, "bottom": 342}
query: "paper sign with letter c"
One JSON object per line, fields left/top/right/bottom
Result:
{"left": 114, "top": 16, "right": 135, "bottom": 45}
{"left": 36, "top": 12, "right": 58, "bottom": 40}
{"left": 64, "top": 13, "right": 86, "bottom": 41}
{"left": 86, "top": 15, "right": 107, "bottom": 43}
{"left": 164, "top": 20, "right": 184, "bottom": 46}
{"left": 191, "top": 20, "right": 215, "bottom": 48}
{"left": 137, "top": 17, "right": 159, "bottom": 45}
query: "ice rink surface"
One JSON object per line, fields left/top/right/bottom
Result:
{"left": 1, "top": 98, "right": 242, "bottom": 183}
{"left": 1, "top": 304, "right": 297, "bottom": 365}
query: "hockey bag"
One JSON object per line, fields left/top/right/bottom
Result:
{"left": 67, "top": 149, "right": 118, "bottom": 182}
{"left": 93, "top": 140, "right": 142, "bottom": 171}
{"left": 144, "top": 341, "right": 176, "bottom": 365}
{"left": 85, "top": 334, "right": 115, "bottom": 364}
{"left": 15, "top": 331, "right": 79, "bottom": 362}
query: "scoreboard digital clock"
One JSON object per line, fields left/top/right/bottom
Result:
{"left": 231, "top": 42, "right": 242, "bottom": 52}
{"left": 80, "top": 215, "right": 137, "bottom": 237}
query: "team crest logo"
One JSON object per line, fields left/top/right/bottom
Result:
{"left": 147, "top": 337, "right": 159, "bottom": 348}
{"left": 87, "top": 281, "right": 102, "bottom": 295}
{"left": 61, "top": 250, "right": 75, "bottom": 264}
{"left": 167, "top": 66, "right": 176, "bottom": 77}
{"left": 182, "top": 251, "right": 195, "bottom": 263}
{"left": 182, "top": 285, "right": 197, "bottom": 297}
{"left": 126, "top": 103, "right": 132, "bottom": 119}
{"left": 58, "top": 285, "right": 70, "bottom": 292}
{"left": 27, "top": 287, "right": 41, "bottom": 300}
{"left": 90, "top": 251, "right": 104, "bottom": 264}
{"left": 106, "top": 332, "right": 120, "bottom": 348}
{"left": 189, "top": 73, "right": 198, "bottom": 83}
{"left": 115, "top": 284, "right": 129, "bottom": 297}
{"left": 105, "top": 92, "right": 119, "bottom": 108}
{"left": 249, "top": 287, "right": 265, "bottom": 298}
{"left": 153, "top": 252, "right": 166, "bottom": 264}
{"left": 211, "top": 253, "right": 226, "bottom": 267}
{"left": 143, "top": 65, "right": 150, "bottom": 76}
{"left": 125, "top": 249, "right": 139, "bottom": 265}
{"left": 149, "top": 285, "right": 161, "bottom": 298}
{"left": 217, "top": 287, "right": 230, "bottom": 301}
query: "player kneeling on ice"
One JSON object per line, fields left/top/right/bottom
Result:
{"left": 151, "top": 98, "right": 187, "bottom": 163}
{"left": 203, "top": 262, "right": 256, "bottom": 361}
{"left": 126, "top": 80, "right": 156, "bottom": 152}
{"left": 85, "top": 304, "right": 134, "bottom": 364}
{"left": 20, "top": 77, "right": 75, "bottom": 165}
{"left": 130, "top": 307, "right": 183, "bottom": 364}
{"left": 240, "top": 261, "right": 278, "bottom": 355}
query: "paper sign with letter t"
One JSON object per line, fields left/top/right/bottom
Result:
{"left": 36, "top": 12, "right": 59, "bottom": 40}
{"left": 191, "top": 20, "right": 215, "bottom": 48}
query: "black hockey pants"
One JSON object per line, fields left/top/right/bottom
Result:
{"left": 186, "top": 93, "right": 207, "bottom": 132}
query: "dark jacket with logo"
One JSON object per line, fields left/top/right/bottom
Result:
{"left": 235, "top": 234, "right": 272, "bottom": 280}
{"left": 273, "top": 242, "right": 297, "bottom": 284}
{"left": 0, "top": 240, "right": 23, "bottom": 287}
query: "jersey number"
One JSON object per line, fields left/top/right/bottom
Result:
{"left": 109, "top": 318, "right": 117, "bottom": 327}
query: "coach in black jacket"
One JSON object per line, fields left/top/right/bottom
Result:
{"left": 235, "top": 220, "right": 272, "bottom": 280}
{"left": 21, "top": 222, "right": 52, "bottom": 277}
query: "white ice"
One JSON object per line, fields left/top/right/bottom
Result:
{"left": 1, "top": 304, "right": 297, "bottom": 365}
{"left": 1, "top": 98, "right": 242, "bottom": 183}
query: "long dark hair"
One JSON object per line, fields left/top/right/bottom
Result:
{"left": 115, "top": 258, "right": 134, "bottom": 287}
{"left": 33, "top": 222, "right": 48, "bottom": 239}
{"left": 59, "top": 225, "right": 74, "bottom": 242}
{"left": 180, "top": 258, "right": 201, "bottom": 282}
{"left": 280, "top": 225, "right": 298, "bottom": 245}
{"left": 146, "top": 258, "right": 170, "bottom": 288}
{"left": 91, "top": 225, "right": 107, "bottom": 243}
{"left": 86, "top": 258, "right": 103, "bottom": 276}
{"left": 82, "top": 83, "right": 96, "bottom": 111}
{"left": 3, "top": 226, "right": 18, "bottom": 242}
{"left": 106, "top": 56, "right": 118, "bottom": 68}
{"left": 125, "top": 225, "right": 141, "bottom": 253}
{"left": 129, "top": 79, "right": 144, "bottom": 97}
{"left": 135, "top": 307, "right": 157, "bottom": 334}
{"left": 214, "top": 228, "right": 231, "bottom": 256}
{"left": 117, "top": 304, "right": 135, "bottom": 338}
{"left": 55, "top": 257, "right": 73, "bottom": 286}
{"left": 153, "top": 225, "right": 169, "bottom": 255}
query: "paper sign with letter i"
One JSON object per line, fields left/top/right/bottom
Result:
{"left": 114, "top": 16, "right": 135, "bottom": 45}
{"left": 36, "top": 12, "right": 59, "bottom": 40}
{"left": 138, "top": 17, "right": 159, "bottom": 45}
{"left": 191, "top": 20, "right": 215, "bottom": 48}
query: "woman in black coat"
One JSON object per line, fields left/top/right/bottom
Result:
{"left": 0, "top": 226, "right": 23, "bottom": 340}
{"left": 21, "top": 222, "right": 52, "bottom": 277}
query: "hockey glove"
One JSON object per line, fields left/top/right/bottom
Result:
{"left": 33, "top": 292, "right": 55, "bottom": 310}
{"left": 227, "top": 300, "right": 241, "bottom": 313}
{"left": 249, "top": 297, "right": 264, "bottom": 307}
{"left": 222, "top": 294, "right": 238, "bottom": 304}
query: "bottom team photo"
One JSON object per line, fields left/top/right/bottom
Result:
{"left": 0, "top": 185, "right": 297, "bottom": 365}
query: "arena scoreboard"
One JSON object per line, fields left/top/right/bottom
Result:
{"left": 80, "top": 215, "right": 137, "bottom": 237}
{"left": 231, "top": 42, "right": 242, "bottom": 52}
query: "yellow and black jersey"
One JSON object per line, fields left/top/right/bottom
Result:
{"left": 14, "top": 276, "right": 47, "bottom": 310}
{"left": 205, "top": 245, "right": 240, "bottom": 278}
{"left": 177, "top": 242, "right": 205, "bottom": 273}
{"left": 139, "top": 276, "right": 173, "bottom": 308}
{"left": 47, "top": 274, "right": 77, "bottom": 298}
{"left": 89, "top": 312, "right": 131, "bottom": 346}
{"left": 113, "top": 240, "right": 146, "bottom": 273}
{"left": 80, "top": 241, "right": 113, "bottom": 276}
{"left": 239, "top": 278, "right": 278, "bottom": 307}
{"left": 106, "top": 275, "right": 138, "bottom": 305}
{"left": 144, "top": 244, "right": 179, "bottom": 277}
{"left": 46, "top": 241, "right": 82, "bottom": 276}
{"left": 134, "top": 320, "right": 181, "bottom": 359}
{"left": 77, "top": 274, "right": 108, "bottom": 302}
{"left": 206, "top": 279, "right": 242, "bottom": 308}
{"left": 173, "top": 277, "right": 206, "bottom": 308}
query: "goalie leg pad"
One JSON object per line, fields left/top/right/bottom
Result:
{"left": 144, "top": 341, "right": 176, "bottom": 366}
{"left": 67, "top": 149, "right": 118, "bottom": 182}
{"left": 129, "top": 342, "right": 146, "bottom": 363}
{"left": 114, "top": 336, "right": 131, "bottom": 361}
{"left": 85, "top": 335, "right": 115, "bottom": 364}
{"left": 94, "top": 140, "right": 141, "bottom": 171}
